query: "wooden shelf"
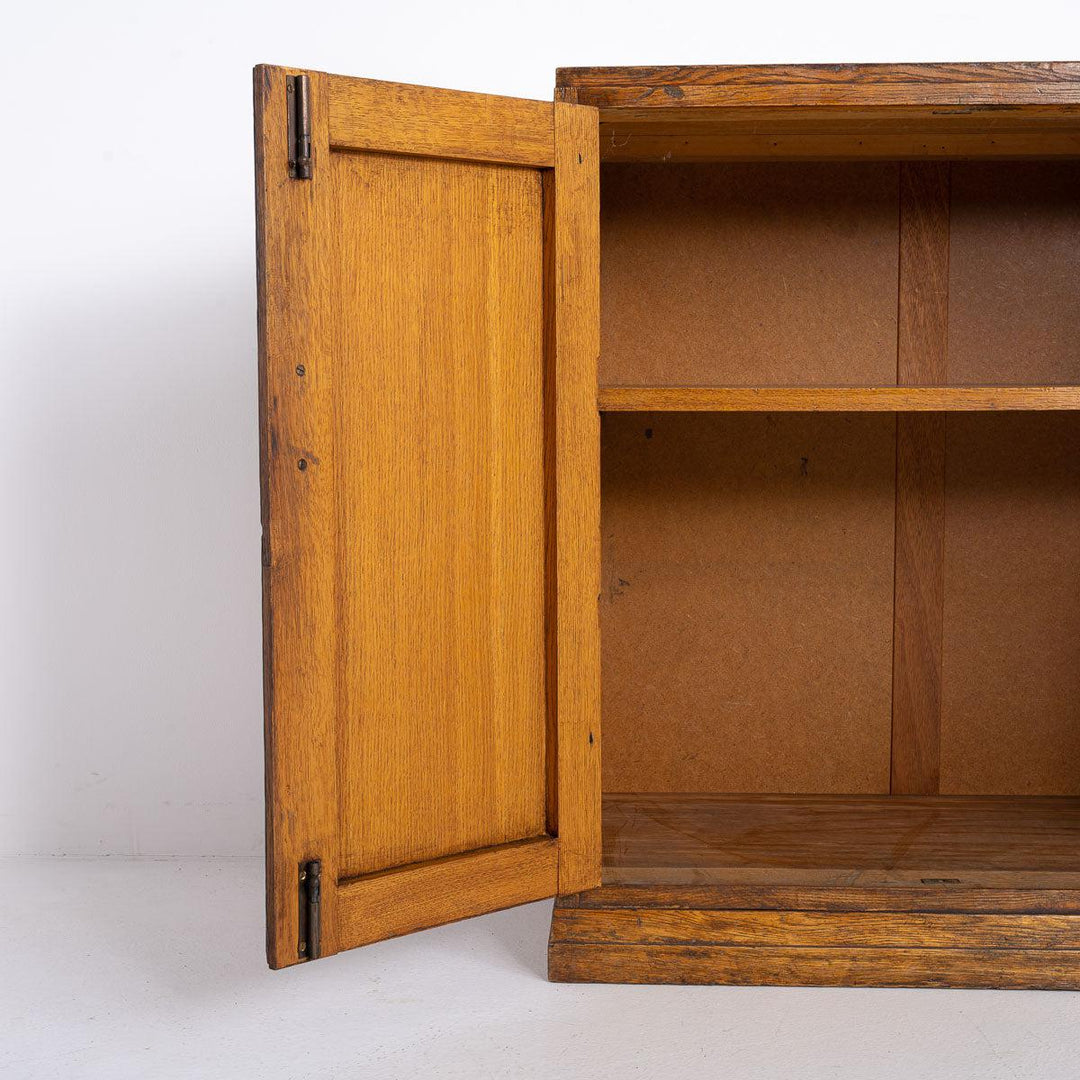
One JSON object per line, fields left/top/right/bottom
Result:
{"left": 549, "top": 794, "right": 1080, "bottom": 987}
{"left": 597, "top": 385, "right": 1080, "bottom": 412}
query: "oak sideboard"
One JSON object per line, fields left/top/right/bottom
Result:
{"left": 256, "top": 62, "right": 1080, "bottom": 987}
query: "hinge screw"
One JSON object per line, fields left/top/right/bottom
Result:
{"left": 298, "top": 459, "right": 308, "bottom": 471}
{"left": 299, "top": 941, "right": 307, "bottom": 954}
{"left": 295, "top": 364, "right": 305, "bottom": 377}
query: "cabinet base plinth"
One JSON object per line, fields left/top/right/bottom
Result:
{"left": 548, "top": 887, "right": 1080, "bottom": 988}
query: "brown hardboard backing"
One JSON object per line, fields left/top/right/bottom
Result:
{"left": 940, "top": 413, "right": 1080, "bottom": 796}
{"left": 598, "top": 159, "right": 1080, "bottom": 800}
{"left": 949, "top": 161, "right": 1080, "bottom": 385}
{"left": 600, "top": 412, "right": 896, "bottom": 794}
{"left": 599, "top": 162, "right": 900, "bottom": 387}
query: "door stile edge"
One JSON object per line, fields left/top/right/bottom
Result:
{"left": 256, "top": 65, "right": 342, "bottom": 969}
{"left": 552, "top": 102, "right": 603, "bottom": 894}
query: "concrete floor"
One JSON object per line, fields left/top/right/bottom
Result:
{"left": 4, "top": 857, "right": 1078, "bottom": 1079}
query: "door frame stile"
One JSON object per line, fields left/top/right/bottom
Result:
{"left": 552, "top": 101, "right": 603, "bottom": 894}
{"left": 256, "top": 65, "right": 342, "bottom": 969}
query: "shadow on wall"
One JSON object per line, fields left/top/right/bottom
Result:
{"left": 2, "top": 265, "right": 265, "bottom": 856}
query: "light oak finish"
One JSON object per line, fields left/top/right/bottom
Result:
{"left": 327, "top": 75, "right": 555, "bottom": 166}
{"left": 550, "top": 102, "right": 603, "bottom": 893}
{"left": 331, "top": 148, "right": 547, "bottom": 878}
{"left": 338, "top": 837, "right": 558, "bottom": 949}
{"left": 597, "top": 385, "right": 1080, "bottom": 411}
{"left": 256, "top": 66, "right": 343, "bottom": 970}
{"left": 260, "top": 60, "right": 1080, "bottom": 990}
{"left": 257, "top": 66, "right": 599, "bottom": 969}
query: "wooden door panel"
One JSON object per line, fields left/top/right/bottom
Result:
{"left": 256, "top": 66, "right": 600, "bottom": 968}
{"left": 331, "top": 149, "right": 548, "bottom": 878}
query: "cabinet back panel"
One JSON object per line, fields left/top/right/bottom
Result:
{"left": 600, "top": 412, "right": 896, "bottom": 793}
{"left": 329, "top": 151, "right": 548, "bottom": 877}
{"left": 599, "top": 163, "right": 900, "bottom": 387}
{"left": 949, "top": 162, "right": 1080, "bottom": 386}
{"left": 941, "top": 413, "right": 1080, "bottom": 795}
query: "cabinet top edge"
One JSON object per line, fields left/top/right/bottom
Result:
{"left": 555, "top": 62, "right": 1080, "bottom": 113}
{"left": 555, "top": 62, "right": 1080, "bottom": 87}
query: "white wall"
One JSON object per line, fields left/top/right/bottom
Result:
{"left": 2, "top": 0, "right": 1077, "bottom": 855}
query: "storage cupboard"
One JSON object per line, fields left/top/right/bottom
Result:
{"left": 255, "top": 62, "right": 1080, "bottom": 988}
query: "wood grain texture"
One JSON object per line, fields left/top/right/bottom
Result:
{"left": 256, "top": 65, "right": 343, "bottom": 969}
{"left": 941, "top": 413, "right": 1080, "bottom": 795}
{"left": 552, "top": 102, "right": 603, "bottom": 894}
{"left": 258, "top": 66, "right": 603, "bottom": 966}
{"left": 548, "top": 792, "right": 1080, "bottom": 986}
{"left": 891, "top": 163, "right": 950, "bottom": 796}
{"left": 897, "top": 163, "right": 951, "bottom": 385}
{"left": 600, "top": 413, "right": 896, "bottom": 794}
{"left": 599, "top": 163, "right": 899, "bottom": 387}
{"left": 331, "top": 149, "right": 548, "bottom": 878}
{"left": 339, "top": 838, "right": 558, "bottom": 949}
{"left": 327, "top": 74, "right": 555, "bottom": 166}
{"left": 596, "top": 386, "right": 1080, "bottom": 411}
{"left": 560, "top": 65, "right": 1080, "bottom": 161}
{"left": 891, "top": 413, "right": 945, "bottom": 795}
{"left": 548, "top": 943, "right": 1080, "bottom": 988}
{"left": 556, "top": 62, "right": 1080, "bottom": 108}
{"left": 572, "top": 882, "right": 1080, "bottom": 913}
{"left": 552, "top": 908, "right": 1080, "bottom": 949}
{"left": 948, "top": 162, "right": 1080, "bottom": 386}
{"left": 601, "top": 793, "right": 1080, "bottom": 879}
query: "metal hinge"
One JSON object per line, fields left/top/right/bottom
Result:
{"left": 287, "top": 74, "right": 312, "bottom": 179}
{"left": 298, "top": 859, "right": 321, "bottom": 959}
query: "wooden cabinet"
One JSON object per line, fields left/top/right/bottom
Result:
{"left": 255, "top": 62, "right": 1080, "bottom": 988}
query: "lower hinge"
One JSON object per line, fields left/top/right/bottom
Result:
{"left": 298, "top": 859, "right": 321, "bottom": 960}
{"left": 287, "top": 74, "right": 312, "bottom": 180}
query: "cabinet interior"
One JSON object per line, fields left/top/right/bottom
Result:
{"left": 597, "top": 156, "right": 1080, "bottom": 890}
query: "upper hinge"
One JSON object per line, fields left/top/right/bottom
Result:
{"left": 298, "top": 859, "right": 321, "bottom": 959}
{"left": 286, "top": 74, "right": 312, "bottom": 180}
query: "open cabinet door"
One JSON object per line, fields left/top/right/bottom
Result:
{"left": 255, "top": 66, "right": 600, "bottom": 968}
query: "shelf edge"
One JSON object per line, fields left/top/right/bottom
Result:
{"left": 597, "top": 386, "right": 1080, "bottom": 412}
